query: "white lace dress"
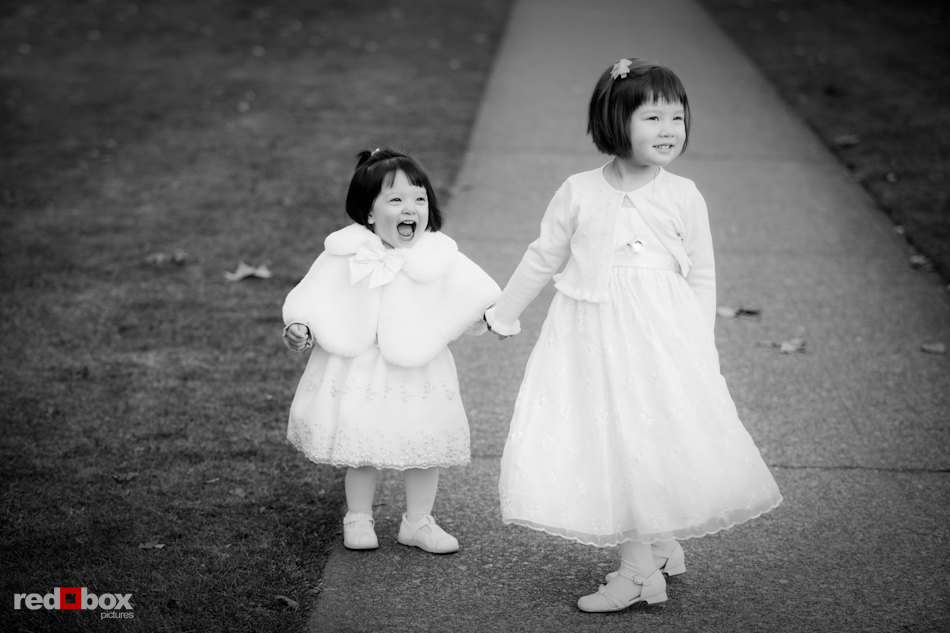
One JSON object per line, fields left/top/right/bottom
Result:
{"left": 287, "top": 344, "right": 471, "bottom": 470}
{"left": 282, "top": 225, "right": 500, "bottom": 472}
{"left": 498, "top": 201, "right": 782, "bottom": 546}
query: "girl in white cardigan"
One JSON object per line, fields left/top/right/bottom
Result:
{"left": 485, "top": 58, "right": 782, "bottom": 612}
{"left": 283, "top": 149, "right": 499, "bottom": 554}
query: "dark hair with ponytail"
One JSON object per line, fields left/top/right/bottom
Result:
{"left": 344, "top": 148, "right": 443, "bottom": 231}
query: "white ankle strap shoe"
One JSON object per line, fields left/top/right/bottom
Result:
{"left": 396, "top": 514, "right": 459, "bottom": 554}
{"left": 342, "top": 512, "right": 378, "bottom": 550}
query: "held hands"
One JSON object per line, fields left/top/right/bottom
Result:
{"left": 282, "top": 322, "right": 312, "bottom": 351}
{"left": 483, "top": 307, "right": 512, "bottom": 341}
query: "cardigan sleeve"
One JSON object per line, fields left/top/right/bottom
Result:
{"left": 488, "top": 180, "right": 577, "bottom": 334}
{"left": 681, "top": 184, "right": 716, "bottom": 331}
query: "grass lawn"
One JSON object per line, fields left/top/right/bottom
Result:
{"left": 0, "top": 1, "right": 512, "bottom": 631}
{"left": 697, "top": 0, "right": 950, "bottom": 282}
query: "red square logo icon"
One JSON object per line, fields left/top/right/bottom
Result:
{"left": 59, "top": 587, "right": 82, "bottom": 610}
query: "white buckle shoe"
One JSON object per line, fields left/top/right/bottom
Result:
{"left": 343, "top": 512, "right": 378, "bottom": 550}
{"left": 396, "top": 514, "right": 459, "bottom": 554}
{"left": 578, "top": 569, "right": 668, "bottom": 613}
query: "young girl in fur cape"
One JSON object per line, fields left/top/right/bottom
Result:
{"left": 282, "top": 148, "right": 500, "bottom": 554}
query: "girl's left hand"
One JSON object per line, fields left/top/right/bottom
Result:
{"left": 282, "top": 323, "right": 311, "bottom": 351}
{"left": 483, "top": 306, "right": 515, "bottom": 340}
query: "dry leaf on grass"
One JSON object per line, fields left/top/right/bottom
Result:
{"left": 224, "top": 262, "right": 272, "bottom": 281}
{"left": 138, "top": 542, "right": 166, "bottom": 550}
{"left": 112, "top": 472, "right": 138, "bottom": 483}
{"left": 145, "top": 249, "right": 187, "bottom": 266}
{"left": 274, "top": 595, "right": 299, "bottom": 610}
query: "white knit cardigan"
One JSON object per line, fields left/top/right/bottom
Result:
{"left": 488, "top": 166, "right": 716, "bottom": 335}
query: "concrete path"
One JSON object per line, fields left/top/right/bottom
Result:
{"left": 308, "top": 1, "right": 950, "bottom": 631}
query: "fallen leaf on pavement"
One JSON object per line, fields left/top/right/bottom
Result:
{"left": 717, "top": 306, "right": 762, "bottom": 319}
{"left": 758, "top": 338, "right": 806, "bottom": 354}
{"left": 779, "top": 338, "right": 806, "bottom": 354}
{"left": 225, "top": 262, "right": 272, "bottom": 281}
{"left": 921, "top": 342, "right": 946, "bottom": 355}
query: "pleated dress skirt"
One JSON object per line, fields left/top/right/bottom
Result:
{"left": 498, "top": 253, "right": 782, "bottom": 547}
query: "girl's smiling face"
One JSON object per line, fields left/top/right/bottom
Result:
{"left": 368, "top": 169, "right": 429, "bottom": 248}
{"left": 628, "top": 99, "right": 686, "bottom": 166}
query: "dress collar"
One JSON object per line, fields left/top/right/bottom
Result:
{"left": 598, "top": 162, "right": 667, "bottom": 197}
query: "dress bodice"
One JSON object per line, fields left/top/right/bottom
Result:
{"left": 612, "top": 196, "right": 679, "bottom": 271}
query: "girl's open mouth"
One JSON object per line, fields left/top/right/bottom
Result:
{"left": 396, "top": 221, "right": 416, "bottom": 240}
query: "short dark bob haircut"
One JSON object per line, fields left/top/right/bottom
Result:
{"left": 344, "top": 148, "right": 443, "bottom": 232}
{"left": 587, "top": 57, "right": 691, "bottom": 159}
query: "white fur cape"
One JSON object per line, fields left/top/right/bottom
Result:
{"left": 283, "top": 223, "right": 501, "bottom": 368}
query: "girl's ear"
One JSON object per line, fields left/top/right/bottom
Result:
{"left": 367, "top": 211, "right": 375, "bottom": 224}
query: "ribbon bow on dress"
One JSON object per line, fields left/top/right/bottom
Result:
{"left": 349, "top": 244, "right": 407, "bottom": 289}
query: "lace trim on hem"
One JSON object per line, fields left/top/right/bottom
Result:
{"left": 501, "top": 495, "right": 783, "bottom": 548}
{"left": 296, "top": 452, "right": 471, "bottom": 471}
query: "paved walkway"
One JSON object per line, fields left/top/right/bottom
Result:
{"left": 309, "top": 1, "right": 950, "bottom": 631}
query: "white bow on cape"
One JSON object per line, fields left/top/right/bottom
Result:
{"left": 348, "top": 244, "right": 407, "bottom": 289}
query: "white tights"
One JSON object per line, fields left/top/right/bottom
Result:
{"left": 344, "top": 466, "right": 440, "bottom": 522}
{"left": 619, "top": 540, "right": 677, "bottom": 579}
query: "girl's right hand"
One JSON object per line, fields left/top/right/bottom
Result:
{"left": 282, "top": 323, "right": 312, "bottom": 351}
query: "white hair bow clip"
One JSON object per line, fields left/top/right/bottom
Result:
{"left": 610, "top": 58, "right": 633, "bottom": 80}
